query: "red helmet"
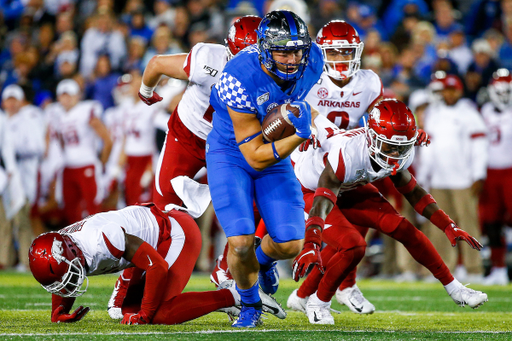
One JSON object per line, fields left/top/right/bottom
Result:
{"left": 488, "top": 68, "right": 512, "bottom": 111}
{"left": 366, "top": 99, "right": 417, "bottom": 171}
{"left": 316, "top": 20, "right": 364, "bottom": 80}
{"left": 225, "top": 15, "right": 262, "bottom": 60}
{"left": 29, "top": 232, "right": 88, "bottom": 297}
{"left": 442, "top": 74, "right": 464, "bottom": 91}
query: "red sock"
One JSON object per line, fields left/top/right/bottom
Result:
{"left": 255, "top": 219, "right": 267, "bottom": 239}
{"left": 297, "top": 245, "right": 336, "bottom": 298}
{"left": 151, "top": 289, "right": 235, "bottom": 325}
{"left": 390, "top": 219, "right": 453, "bottom": 285}
{"left": 338, "top": 267, "right": 357, "bottom": 291}
{"left": 491, "top": 246, "right": 507, "bottom": 268}
{"left": 317, "top": 246, "right": 365, "bottom": 302}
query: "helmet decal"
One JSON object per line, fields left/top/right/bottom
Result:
{"left": 51, "top": 238, "right": 65, "bottom": 265}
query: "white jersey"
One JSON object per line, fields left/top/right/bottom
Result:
{"left": 60, "top": 206, "right": 172, "bottom": 276}
{"left": 177, "top": 43, "right": 227, "bottom": 140}
{"left": 306, "top": 69, "right": 382, "bottom": 129}
{"left": 480, "top": 103, "right": 512, "bottom": 169}
{"left": 57, "top": 101, "right": 103, "bottom": 168}
{"left": 123, "top": 101, "right": 169, "bottom": 156}
{"left": 293, "top": 115, "right": 414, "bottom": 193}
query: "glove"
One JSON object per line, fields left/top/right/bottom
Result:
{"left": 138, "top": 91, "right": 162, "bottom": 106}
{"left": 415, "top": 129, "right": 430, "bottom": 147}
{"left": 287, "top": 101, "right": 312, "bottom": 139}
{"left": 298, "top": 134, "right": 320, "bottom": 152}
{"left": 121, "top": 310, "right": 150, "bottom": 325}
{"left": 444, "top": 223, "right": 483, "bottom": 250}
{"left": 51, "top": 305, "right": 89, "bottom": 323}
{"left": 292, "top": 242, "right": 323, "bottom": 282}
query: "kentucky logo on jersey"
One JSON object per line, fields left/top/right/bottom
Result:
{"left": 257, "top": 92, "right": 270, "bottom": 105}
{"left": 203, "top": 65, "right": 218, "bottom": 77}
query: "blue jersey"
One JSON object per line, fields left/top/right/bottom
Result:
{"left": 208, "top": 43, "right": 324, "bottom": 150}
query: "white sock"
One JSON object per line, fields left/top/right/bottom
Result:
{"left": 444, "top": 278, "right": 462, "bottom": 296}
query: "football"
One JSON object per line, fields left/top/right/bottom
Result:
{"left": 261, "top": 104, "right": 300, "bottom": 142}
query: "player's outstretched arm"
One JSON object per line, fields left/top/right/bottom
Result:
{"left": 390, "top": 170, "right": 483, "bottom": 250}
{"left": 139, "top": 54, "right": 188, "bottom": 105}
{"left": 121, "top": 234, "right": 169, "bottom": 325}
{"left": 230, "top": 106, "right": 307, "bottom": 171}
{"left": 292, "top": 161, "right": 341, "bottom": 281}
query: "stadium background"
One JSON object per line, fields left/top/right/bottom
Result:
{"left": 0, "top": 0, "right": 511, "bottom": 282}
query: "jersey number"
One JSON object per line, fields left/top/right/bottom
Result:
{"left": 327, "top": 111, "right": 350, "bottom": 129}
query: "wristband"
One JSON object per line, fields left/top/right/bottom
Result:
{"left": 304, "top": 222, "right": 323, "bottom": 246}
{"left": 139, "top": 81, "right": 156, "bottom": 98}
{"left": 314, "top": 187, "right": 337, "bottom": 205}
{"left": 414, "top": 193, "right": 436, "bottom": 215}
{"left": 306, "top": 216, "right": 324, "bottom": 231}
{"left": 272, "top": 142, "right": 281, "bottom": 160}
{"left": 430, "top": 209, "right": 453, "bottom": 232}
{"left": 395, "top": 175, "right": 417, "bottom": 194}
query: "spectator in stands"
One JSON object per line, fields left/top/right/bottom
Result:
{"left": 128, "top": 6, "right": 153, "bottom": 43}
{"left": 79, "top": 9, "right": 127, "bottom": 79}
{"left": 499, "top": 23, "right": 512, "bottom": 69}
{"left": 86, "top": 54, "right": 120, "bottom": 110}
{"left": 148, "top": 0, "right": 177, "bottom": 30}
{"left": 382, "top": 0, "right": 429, "bottom": 38}
{"left": 465, "top": 38, "right": 500, "bottom": 102}
{"left": 141, "top": 26, "right": 183, "bottom": 69}
{"left": 465, "top": 0, "right": 502, "bottom": 40}
{"left": 447, "top": 26, "right": 473, "bottom": 74}
{"left": 432, "top": 0, "right": 462, "bottom": 42}
{"left": 123, "top": 36, "right": 147, "bottom": 73}
{"left": 417, "top": 74, "right": 488, "bottom": 284}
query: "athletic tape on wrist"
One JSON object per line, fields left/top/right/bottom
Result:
{"left": 430, "top": 209, "right": 453, "bottom": 232}
{"left": 414, "top": 193, "right": 436, "bottom": 215}
{"left": 395, "top": 175, "right": 417, "bottom": 194}
{"left": 139, "top": 82, "right": 155, "bottom": 98}
{"left": 314, "top": 187, "right": 337, "bottom": 205}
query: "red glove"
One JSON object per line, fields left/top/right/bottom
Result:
{"left": 292, "top": 242, "right": 323, "bottom": 281}
{"left": 121, "top": 310, "right": 150, "bottom": 325}
{"left": 51, "top": 305, "right": 89, "bottom": 323}
{"left": 444, "top": 223, "right": 483, "bottom": 250}
{"left": 298, "top": 134, "right": 320, "bottom": 152}
{"left": 138, "top": 91, "right": 162, "bottom": 106}
{"left": 415, "top": 129, "right": 431, "bottom": 147}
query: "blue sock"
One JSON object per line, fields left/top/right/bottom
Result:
{"left": 256, "top": 245, "right": 276, "bottom": 270}
{"left": 236, "top": 281, "right": 261, "bottom": 307}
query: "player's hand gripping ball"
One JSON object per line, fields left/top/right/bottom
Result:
{"left": 261, "top": 103, "right": 300, "bottom": 142}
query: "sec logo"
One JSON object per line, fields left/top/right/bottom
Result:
{"left": 317, "top": 87, "right": 328, "bottom": 99}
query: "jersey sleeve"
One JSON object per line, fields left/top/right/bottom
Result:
{"left": 326, "top": 144, "right": 347, "bottom": 183}
{"left": 366, "top": 70, "right": 383, "bottom": 111}
{"left": 88, "top": 101, "right": 103, "bottom": 122}
{"left": 183, "top": 43, "right": 203, "bottom": 82}
{"left": 100, "top": 223, "right": 126, "bottom": 259}
{"left": 216, "top": 72, "right": 256, "bottom": 113}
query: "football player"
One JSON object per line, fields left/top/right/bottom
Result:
{"left": 290, "top": 99, "right": 488, "bottom": 324}
{"left": 206, "top": 10, "right": 323, "bottom": 327}
{"left": 480, "top": 68, "right": 512, "bottom": 285}
{"left": 107, "top": 15, "right": 263, "bottom": 319}
{"left": 28, "top": 204, "right": 285, "bottom": 325}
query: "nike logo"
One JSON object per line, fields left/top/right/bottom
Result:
{"left": 263, "top": 304, "right": 280, "bottom": 315}
{"left": 298, "top": 250, "right": 315, "bottom": 261}
{"left": 353, "top": 91, "right": 362, "bottom": 96}
{"left": 350, "top": 301, "right": 363, "bottom": 313}
{"left": 313, "top": 312, "right": 320, "bottom": 322}
{"left": 147, "top": 255, "right": 153, "bottom": 267}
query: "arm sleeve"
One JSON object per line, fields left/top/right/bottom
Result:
{"left": 216, "top": 72, "right": 256, "bottom": 113}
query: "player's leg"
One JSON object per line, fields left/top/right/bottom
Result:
{"left": 77, "top": 165, "right": 99, "bottom": 217}
{"left": 207, "top": 151, "right": 262, "bottom": 327}
{"left": 153, "top": 115, "right": 206, "bottom": 209}
{"left": 254, "top": 162, "right": 305, "bottom": 295}
{"left": 124, "top": 155, "right": 152, "bottom": 206}
{"left": 62, "top": 167, "right": 83, "bottom": 224}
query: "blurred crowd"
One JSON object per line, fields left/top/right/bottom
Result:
{"left": 0, "top": 0, "right": 511, "bottom": 285}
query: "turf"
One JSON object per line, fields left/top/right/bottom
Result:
{"left": 1, "top": 272, "right": 511, "bottom": 340}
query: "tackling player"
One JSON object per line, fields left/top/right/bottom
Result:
{"left": 206, "top": 10, "right": 323, "bottom": 327}
{"left": 289, "top": 99, "right": 488, "bottom": 324}
{"left": 28, "top": 204, "right": 285, "bottom": 325}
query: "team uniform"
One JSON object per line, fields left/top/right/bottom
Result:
{"left": 153, "top": 43, "right": 227, "bottom": 208}
{"left": 206, "top": 43, "right": 323, "bottom": 242}
{"left": 306, "top": 70, "right": 382, "bottom": 129}
{"left": 123, "top": 101, "right": 169, "bottom": 205}
{"left": 56, "top": 101, "right": 103, "bottom": 224}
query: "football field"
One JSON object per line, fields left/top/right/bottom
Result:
{"left": 1, "top": 272, "right": 511, "bottom": 340}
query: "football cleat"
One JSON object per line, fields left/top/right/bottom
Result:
{"left": 449, "top": 284, "right": 488, "bottom": 309}
{"left": 231, "top": 306, "right": 262, "bottom": 328}
{"left": 287, "top": 289, "right": 308, "bottom": 313}
{"left": 260, "top": 286, "right": 287, "bottom": 319}
{"left": 216, "top": 280, "right": 240, "bottom": 321}
{"left": 306, "top": 292, "right": 334, "bottom": 325}
{"left": 107, "top": 273, "right": 131, "bottom": 319}
{"left": 259, "top": 261, "right": 279, "bottom": 295}
{"left": 210, "top": 254, "right": 233, "bottom": 287}
{"left": 335, "top": 284, "right": 375, "bottom": 314}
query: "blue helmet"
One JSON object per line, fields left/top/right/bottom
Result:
{"left": 257, "top": 10, "right": 312, "bottom": 81}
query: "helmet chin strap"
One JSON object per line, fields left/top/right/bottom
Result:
{"left": 391, "top": 162, "right": 400, "bottom": 176}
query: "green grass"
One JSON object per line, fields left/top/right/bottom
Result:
{"left": 1, "top": 272, "right": 511, "bottom": 340}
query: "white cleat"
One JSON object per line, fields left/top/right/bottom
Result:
{"left": 306, "top": 292, "right": 334, "bottom": 325}
{"left": 449, "top": 284, "right": 488, "bottom": 309}
{"left": 336, "top": 284, "right": 375, "bottom": 314}
{"left": 483, "top": 267, "right": 509, "bottom": 286}
{"left": 260, "top": 287, "right": 287, "bottom": 319}
{"left": 287, "top": 289, "right": 308, "bottom": 313}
